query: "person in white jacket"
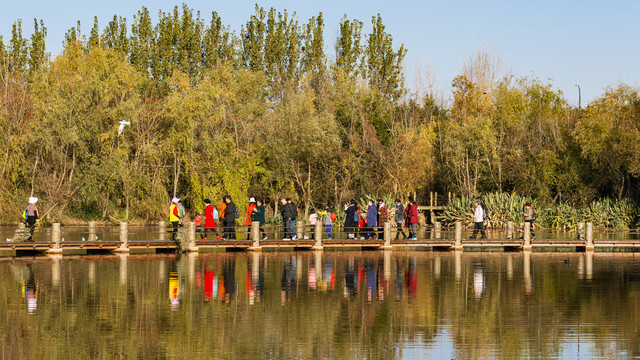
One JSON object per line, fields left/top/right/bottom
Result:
{"left": 470, "top": 198, "right": 487, "bottom": 239}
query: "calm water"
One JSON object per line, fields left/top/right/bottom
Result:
{"left": 2, "top": 251, "right": 640, "bottom": 359}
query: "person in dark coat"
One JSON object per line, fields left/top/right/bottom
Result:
{"left": 366, "top": 199, "right": 378, "bottom": 240}
{"left": 223, "top": 196, "right": 238, "bottom": 240}
{"left": 344, "top": 200, "right": 358, "bottom": 239}
{"left": 394, "top": 199, "right": 407, "bottom": 239}
{"left": 254, "top": 198, "right": 267, "bottom": 240}
{"left": 280, "top": 198, "right": 291, "bottom": 240}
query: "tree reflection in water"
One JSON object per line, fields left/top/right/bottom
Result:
{"left": 0, "top": 252, "right": 639, "bottom": 359}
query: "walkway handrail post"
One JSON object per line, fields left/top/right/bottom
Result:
{"left": 296, "top": 221, "right": 303, "bottom": 240}
{"left": 522, "top": 221, "right": 532, "bottom": 252}
{"left": 186, "top": 221, "right": 198, "bottom": 253}
{"left": 312, "top": 222, "right": 323, "bottom": 250}
{"left": 159, "top": 221, "right": 166, "bottom": 241}
{"left": 46, "top": 223, "right": 63, "bottom": 254}
{"left": 507, "top": 221, "right": 514, "bottom": 239}
{"left": 435, "top": 222, "right": 441, "bottom": 239}
{"left": 88, "top": 221, "right": 96, "bottom": 241}
{"left": 381, "top": 222, "right": 392, "bottom": 250}
{"left": 578, "top": 222, "right": 585, "bottom": 240}
{"left": 453, "top": 222, "right": 463, "bottom": 251}
{"left": 585, "top": 222, "right": 594, "bottom": 252}
{"left": 114, "top": 222, "right": 130, "bottom": 253}
{"left": 248, "top": 221, "right": 262, "bottom": 251}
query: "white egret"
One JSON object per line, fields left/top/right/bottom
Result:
{"left": 118, "top": 120, "right": 131, "bottom": 135}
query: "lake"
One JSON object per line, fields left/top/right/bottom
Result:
{"left": 1, "top": 251, "right": 639, "bottom": 359}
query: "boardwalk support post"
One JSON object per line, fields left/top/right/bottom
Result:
{"left": 88, "top": 221, "right": 96, "bottom": 241}
{"left": 507, "top": 221, "right": 514, "bottom": 239}
{"left": 522, "top": 222, "right": 532, "bottom": 252}
{"left": 296, "top": 221, "right": 303, "bottom": 240}
{"left": 453, "top": 221, "right": 463, "bottom": 251}
{"left": 248, "top": 221, "right": 262, "bottom": 251}
{"left": 312, "top": 222, "right": 323, "bottom": 251}
{"left": 159, "top": 221, "right": 166, "bottom": 241}
{"left": 435, "top": 222, "right": 442, "bottom": 239}
{"left": 113, "top": 222, "right": 130, "bottom": 253}
{"left": 380, "top": 222, "right": 392, "bottom": 250}
{"left": 585, "top": 222, "right": 594, "bottom": 252}
{"left": 577, "top": 222, "right": 585, "bottom": 240}
{"left": 46, "top": 223, "right": 63, "bottom": 254}
{"left": 186, "top": 221, "right": 198, "bottom": 253}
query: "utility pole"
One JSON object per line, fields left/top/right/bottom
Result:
{"left": 575, "top": 84, "right": 581, "bottom": 109}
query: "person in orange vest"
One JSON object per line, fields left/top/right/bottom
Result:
{"left": 169, "top": 197, "right": 181, "bottom": 241}
{"left": 217, "top": 197, "right": 227, "bottom": 239}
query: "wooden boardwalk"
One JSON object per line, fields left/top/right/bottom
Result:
{"left": 2, "top": 237, "right": 640, "bottom": 256}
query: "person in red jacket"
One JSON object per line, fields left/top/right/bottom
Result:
{"left": 405, "top": 196, "right": 419, "bottom": 240}
{"left": 202, "top": 199, "right": 216, "bottom": 240}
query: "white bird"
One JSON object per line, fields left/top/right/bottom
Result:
{"left": 82, "top": 237, "right": 86, "bottom": 241}
{"left": 118, "top": 120, "right": 131, "bottom": 135}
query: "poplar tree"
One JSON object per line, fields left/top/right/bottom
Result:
{"left": 301, "top": 13, "right": 325, "bottom": 80}
{"left": 335, "top": 16, "right": 363, "bottom": 81}
{"left": 364, "top": 14, "right": 406, "bottom": 101}
{"left": 8, "top": 20, "right": 28, "bottom": 75}
{"left": 28, "top": 19, "right": 48, "bottom": 78}
{"left": 102, "top": 15, "right": 129, "bottom": 54}
{"left": 88, "top": 17, "right": 101, "bottom": 51}
{"left": 130, "top": 7, "right": 155, "bottom": 75}
{"left": 202, "top": 11, "right": 235, "bottom": 68}
{"left": 241, "top": 5, "right": 266, "bottom": 72}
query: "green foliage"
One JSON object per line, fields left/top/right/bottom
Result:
{"left": 0, "top": 5, "right": 638, "bottom": 227}
{"left": 439, "top": 193, "right": 639, "bottom": 229}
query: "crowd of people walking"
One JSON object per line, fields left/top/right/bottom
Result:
{"left": 168, "top": 195, "right": 424, "bottom": 241}
{"left": 20, "top": 194, "right": 533, "bottom": 242}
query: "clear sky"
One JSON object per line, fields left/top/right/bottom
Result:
{"left": 2, "top": 0, "right": 639, "bottom": 106}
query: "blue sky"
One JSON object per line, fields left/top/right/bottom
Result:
{"left": 2, "top": 0, "right": 639, "bottom": 106}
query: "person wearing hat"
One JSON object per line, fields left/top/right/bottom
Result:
{"left": 169, "top": 197, "right": 182, "bottom": 241}
{"left": 25, "top": 197, "right": 40, "bottom": 242}
{"left": 470, "top": 197, "right": 487, "bottom": 239}
{"left": 245, "top": 198, "right": 257, "bottom": 238}
{"left": 202, "top": 199, "right": 217, "bottom": 240}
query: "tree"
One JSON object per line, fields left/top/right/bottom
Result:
{"left": 364, "top": 14, "right": 406, "bottom": 101}
{"left": 334, "top": 16, "right": 363, "bottom": 82}
{"left": 102, "top": 15, "right": 129, "bottom": 54}
{"left": 28, "top": 19, "right": 48, "bottom": 79}
{"left": 130, "top": 7, "right": 155, "bottom": 75}
{"left": 202, "top": 11, "right": 236, "bottom": 68}
{"left": 301, "top": 13, "right": 326, "bottom": 96}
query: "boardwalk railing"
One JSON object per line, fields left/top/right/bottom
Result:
{"left": 1, "top": 220, "right": 638, "bottom": 257}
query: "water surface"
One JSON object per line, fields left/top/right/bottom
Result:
{"left": 1, "top": 251, "right": 639, "bottom": 359}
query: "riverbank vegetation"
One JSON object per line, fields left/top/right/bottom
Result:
{"left": 0, "top": 5, "right": 638, "bottom": 226}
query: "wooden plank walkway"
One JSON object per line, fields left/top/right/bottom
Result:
{"left": 2, "top": 237, "right": 639, "bottom": 255}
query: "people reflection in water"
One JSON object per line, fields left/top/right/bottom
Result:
{"left": 405, "top": 257, "right": 417, "bottom": 301}
{"left": 324, "top": 257, "right": 335, "bottom": 292}
{"left": 281, "top": 256, "right": 297, "bottom": 305}
{"left": 23, "top": 265, "right": 38, "bottom": 314}
{"left": 344, "top": 257, "right": 358, "bottom": 298}
{"left": 308, "top": 262, "right": 317, "bottom": 291}
{"left": 394, "top": 259, "right": 404, "bottom": 301}
{"left": 365, "top": 259, "right": 377, "bottom": 301}
{"left": 473, "top": 264, "right": 485, "bottom": 300}
{"left": 204, "top": 261, "right": 216, "bottom": 302}
{"left": 221, "top": 258, "right": 236, "bottom": 304}
{"left": 169, "top": 270, "right": 181, "bottom": 311}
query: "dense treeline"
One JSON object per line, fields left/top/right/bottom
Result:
{"left": 0, "top": 4, "right": 638, "bottom": 224}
